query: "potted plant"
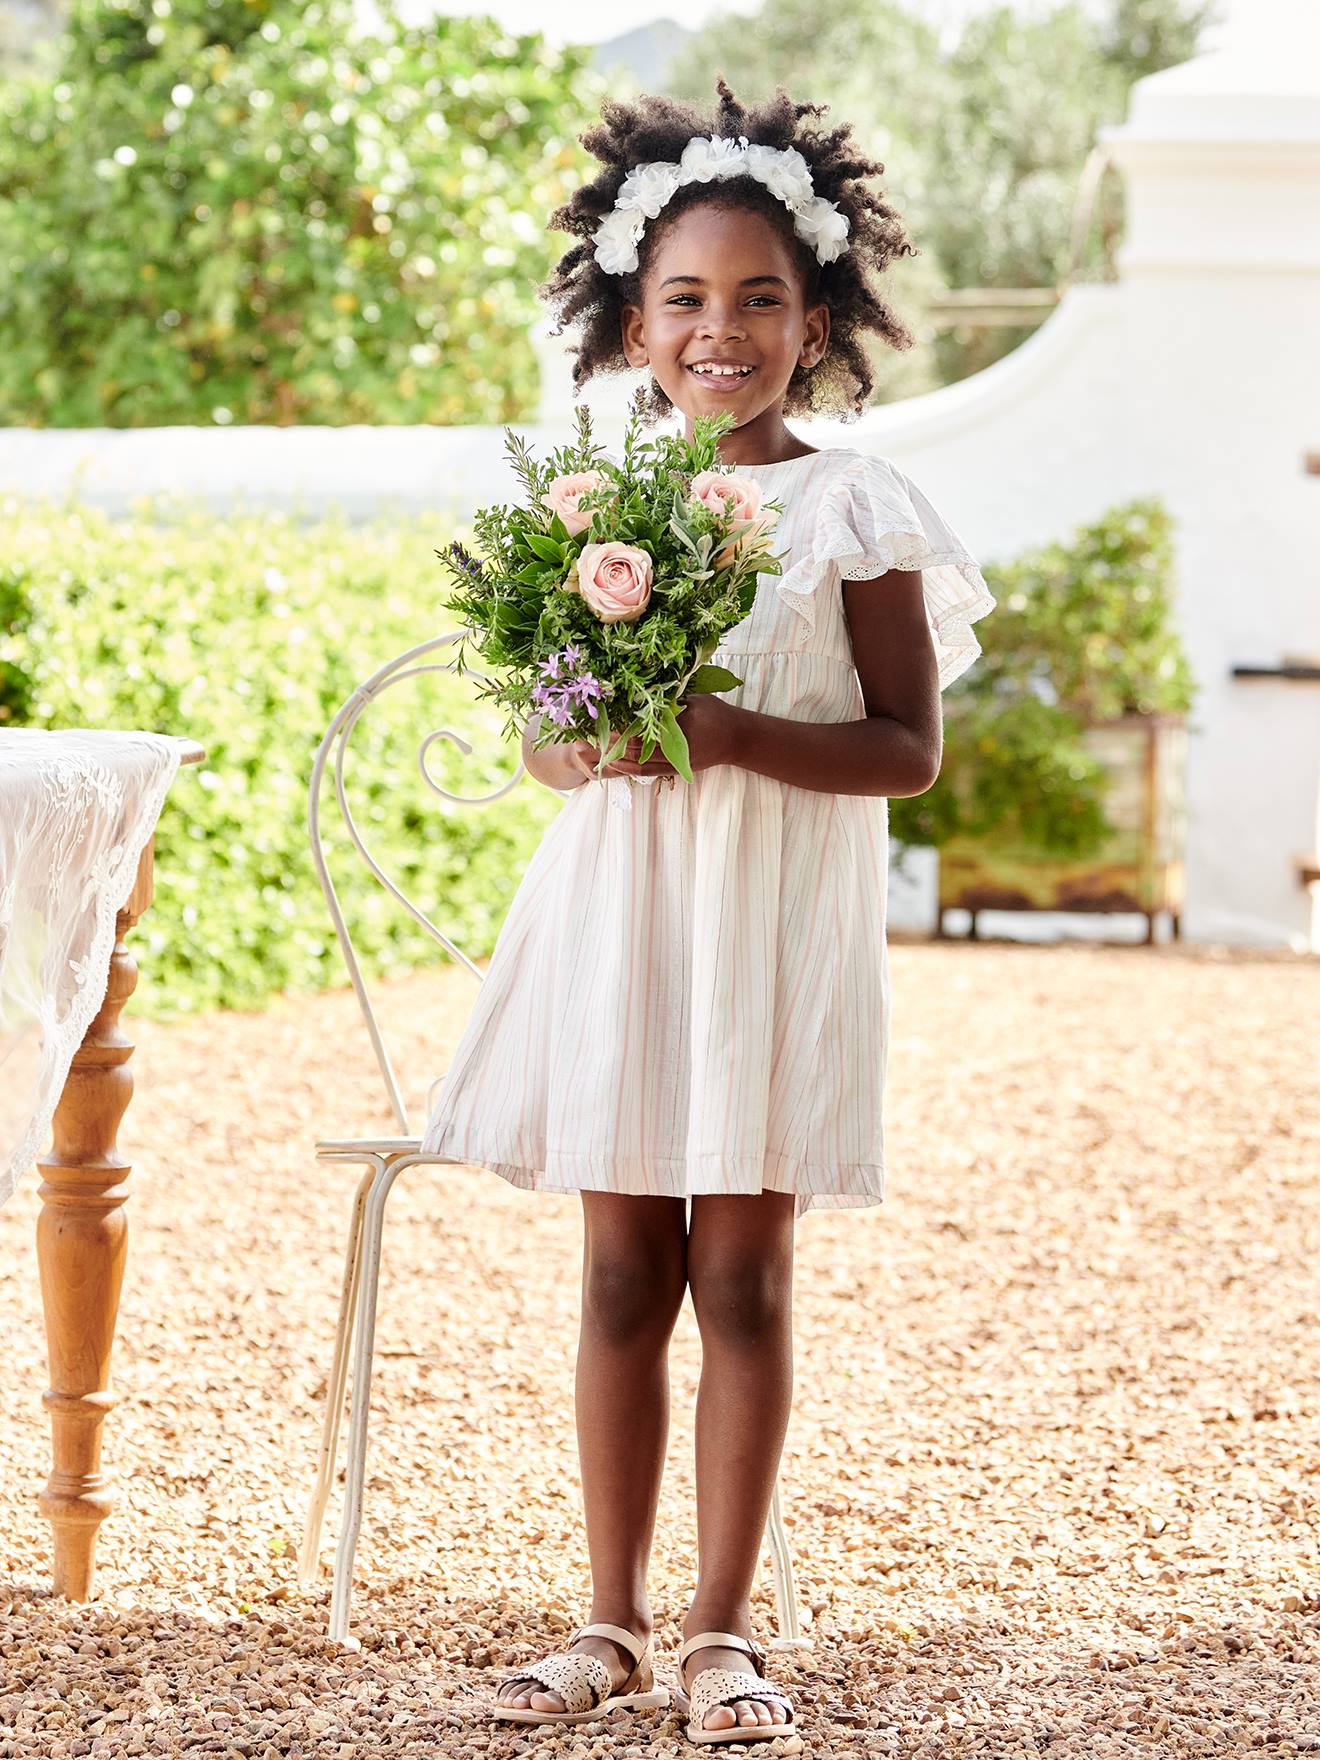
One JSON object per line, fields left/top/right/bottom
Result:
{"left": 889, "top": 497, "right": 1198, "bottom": 942}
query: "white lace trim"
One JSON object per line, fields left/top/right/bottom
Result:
{"left": 1, "top": 731, "right": 187, "bottom": 1205}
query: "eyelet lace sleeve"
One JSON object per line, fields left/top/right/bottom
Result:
{"left": 774, "top": 453, "right": 997, "bottom": 690}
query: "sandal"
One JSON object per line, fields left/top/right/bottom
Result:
{"left": 491, "top": 1621, "right": 670, "bottom": 1726}
{"left": 673, "top": 1629, "right": 797, "bottom": 1746}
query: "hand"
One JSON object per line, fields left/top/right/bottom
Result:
{"left": 564, "top": 693, "right": 744, "bottom": 784}
{"left": 669, "top": 691, "right": 745, "bottom": 774}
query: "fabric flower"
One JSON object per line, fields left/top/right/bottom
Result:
{"left": 617, "top": 160, "right": 684, "bottom": 219}
{"left": 679, "top": 134, "right": 748, "bottom": 184}
{"left": 593, "top": 206, "right": 647, "bottom": 274}
{"left": 576, "top": 541, "right": 653, "bottom": 624}
{"left": 743, "top": 143, "right": 813, "bottom": 209}
{"left": 792, "top": 195, "right": 850, "bottom": 263}
{"left": 542, "top": 469, "right": 606, "bottom": 537}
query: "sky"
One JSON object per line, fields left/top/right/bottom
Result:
{"left": 392, "top": 0, "right": 1097, "bottom": 44}
{"left": 389, "top": 0, "right": 1292, "bottom": 52}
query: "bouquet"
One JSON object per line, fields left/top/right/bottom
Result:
{"left": 439, "top": 393, "right": 786, "bottom": 802}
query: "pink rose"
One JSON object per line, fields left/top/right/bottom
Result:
{"left": 572, "top": 541, "right": 653, "bottom": 624}
{"left": 541, "top": 469, "right": 606, "bottom": 537}
{"left": 689, "top": 470, "right": 780, "bottom": 568}
{"left": 689, "top": 469, "right": 766, "bottom": 525}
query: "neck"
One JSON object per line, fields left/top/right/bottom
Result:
{"left": 682, "top": 409, "right": 809, "bottom": 469}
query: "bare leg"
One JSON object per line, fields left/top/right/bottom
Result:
{"left": 496, "top": 1192, "right": 688, "bottom": 1711}
{"left": 681, "top": 1191, "right": 796, "bottom": 1732}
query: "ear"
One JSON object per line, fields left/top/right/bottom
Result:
{"left": 799, "top": 299, "right": 830, "bottom": 371}
{"left": 620, "top": 302, "right": 649, "bottom": 370}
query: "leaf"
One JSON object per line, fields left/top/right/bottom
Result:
{"left": 685, "top": 663, "right": 743, "bottom": 693}
{"left": 657, "top": 702, "right": 693, "bottom": 783}
{"left": 525, "top": 532, "right": 564, "bottom": 565}
{"left": 601, "top": 727, "right": 631, "bottom": 765}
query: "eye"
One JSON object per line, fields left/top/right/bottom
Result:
{"left": 664, "top": 295, "right": 781, "bottom": 307}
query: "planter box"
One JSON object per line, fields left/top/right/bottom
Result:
{"left": 936, "top": 712, "right": 1188, "bottom": 943}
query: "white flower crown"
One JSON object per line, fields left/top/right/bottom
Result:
{"left": 591, "top": 133, "right": 851, "bottom": 277}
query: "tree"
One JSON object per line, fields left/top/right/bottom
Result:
{"left": 0, "top": 0, "right": 599, "bottom": 425}
{"left": 668, "top": 0, "right": 1216, "bottom": 391}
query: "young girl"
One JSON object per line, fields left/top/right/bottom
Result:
{"left": 420, "top": 79, "right": 995, "bottom": 1746}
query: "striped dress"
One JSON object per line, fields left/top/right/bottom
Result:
{"left": 419, "top": 447, "right": 995, "bottom": 1217}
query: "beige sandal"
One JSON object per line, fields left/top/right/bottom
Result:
{"left": 491, "top": 1621, "right": 670, "bottom": 1726}
{"left": 673, "top": 1630, "right": 797, "bottom": 1746}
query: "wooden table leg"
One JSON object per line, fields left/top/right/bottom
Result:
{"left": 34, "top": 836, "right": 154, "bottom": 1601}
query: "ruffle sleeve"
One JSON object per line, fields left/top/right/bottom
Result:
{"left": 775, "top": 453, "right": 997, "bottom": 691}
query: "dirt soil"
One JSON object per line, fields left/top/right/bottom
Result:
{"left": 1, "top": 939, "right": 1318, "bottom": 1758}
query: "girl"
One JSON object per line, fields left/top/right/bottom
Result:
{"left": 420, "top": 79, "right": 995, "bottom": 1746}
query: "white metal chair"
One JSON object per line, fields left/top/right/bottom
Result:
{"left": 297, "top": 632, "right": 809, "bottom": 1653}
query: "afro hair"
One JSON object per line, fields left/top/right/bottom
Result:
{"left": 539, "top": 77, "right": 920, "bottom": 425}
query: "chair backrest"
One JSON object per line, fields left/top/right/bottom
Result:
{"left": 307, "top": 631, "right": 530, "bottom": 1136}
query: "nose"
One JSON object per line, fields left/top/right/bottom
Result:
{"left": 695, "top": 304, "right": 747, "bottom": 343}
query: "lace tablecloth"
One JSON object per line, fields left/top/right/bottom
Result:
{"left": 0, "top": 729, "right": 193, "bottom": 1205}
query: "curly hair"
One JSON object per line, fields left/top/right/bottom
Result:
{"left": 538, "top": 78, "right": 919, "bottom": 425}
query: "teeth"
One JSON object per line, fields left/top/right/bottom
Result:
{"left": 690, "top": 363, "right": 752, "bottom": 377}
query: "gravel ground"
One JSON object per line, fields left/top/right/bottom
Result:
{"left": 1, "top": 939, "right": 1318, "bottom": 1759}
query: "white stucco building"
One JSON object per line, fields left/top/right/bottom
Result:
{"left": 4, "top": 12, "right": 1318, "bottom": 948}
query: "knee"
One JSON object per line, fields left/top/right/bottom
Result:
{"left": 689, "top": 1260, "right": 790, "bottom": 1348}
{"left": 582, "top": 1250, "right": 685, "bottom": 1346}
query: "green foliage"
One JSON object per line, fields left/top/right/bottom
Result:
{"left": 0, "top": 498, "right": 568, "bottom": 1020}
{"left": 668, "top": 0, "right": 1214, "bottom": 388}
{"left": 443, "top": 400, "right": 784, "bottom": 781}
{"left": 890, "top": 497, "right": 1197, "bottom": 858}
{"left": 0, "top": 0, "right": 599, "bottom": 425}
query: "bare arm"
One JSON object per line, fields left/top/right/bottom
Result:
{"left": 730, "top": 568, "right": 943, "bottom": 799}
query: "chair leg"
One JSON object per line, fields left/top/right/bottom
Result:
{"left": 328, "top": 1154, "right": 413, "bottom": 1647}
{"left": 298, "top": 1162, "right": 379, "bottom": 1584}
{"left": 763, "top": 1476, "right": 811, "bottom": 1651}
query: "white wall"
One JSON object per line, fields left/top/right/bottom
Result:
{"left": 4, "top": 17, "right": 1318, "bottom": 949}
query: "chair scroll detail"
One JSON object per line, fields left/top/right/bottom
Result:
{"left": 297, "top": 633, "right": 808, "bottom": 1653}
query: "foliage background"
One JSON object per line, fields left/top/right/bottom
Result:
{"left": 0, "top": 0, "right": 1216, "bottom": 424}
{"left": 0, "top": 499, "right": 565, "bottom": 1018}
{"left": 668, "top": 0, "right": 1216, "bottom": 390}
{"left": 0, "top": 0, "right": 597, "bottom": 425}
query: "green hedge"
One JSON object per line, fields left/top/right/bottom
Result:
{"left": 0, "top": 499, "right": 564, "bottom": 1019}
{"left": 0, "top": 0, "right": 596, "bottom": 426}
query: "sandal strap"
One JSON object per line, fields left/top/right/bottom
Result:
{"left": 679, "top": 1630, "right": 766, "bottom": 1673}
{"left": 689, "top": 1667, "right": 794, "bottom": 1729}
{"left": 498, "top": 1650, "right": 612, "bottom": 1716}
{"left": 572, "top": 1622, "right": 649, "bottom": 1670}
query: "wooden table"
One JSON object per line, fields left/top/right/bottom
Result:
{"left": 33, "top": 740, "right": 204, "bottom": 1599}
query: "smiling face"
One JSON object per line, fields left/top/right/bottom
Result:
{"left": 620, "top": 198, "right": 830, "bottom": 464}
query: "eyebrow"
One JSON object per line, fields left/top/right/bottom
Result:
{"left": 658, "top": 275, "right": 791, "bottom": 290}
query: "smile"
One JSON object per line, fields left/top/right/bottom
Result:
{"left": 685, "top": 362, "right": 758, "bottom": 388}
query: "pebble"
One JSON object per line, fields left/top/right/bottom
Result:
{"left": 1, "top": 945, "right": 1315, "bottom": 1759}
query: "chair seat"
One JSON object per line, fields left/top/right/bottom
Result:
{"left": 315, "top": 1136, "right": 424, "bottom": 1156}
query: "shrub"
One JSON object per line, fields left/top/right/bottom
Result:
{"left": 0, "top": 0, "right": 597, "bottom": 426}
{"left": 891, "top": 495, "right": 1198, "bottom": 858}
{"left": 0, "top": 499, "right": 565, "bottom": 1019}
